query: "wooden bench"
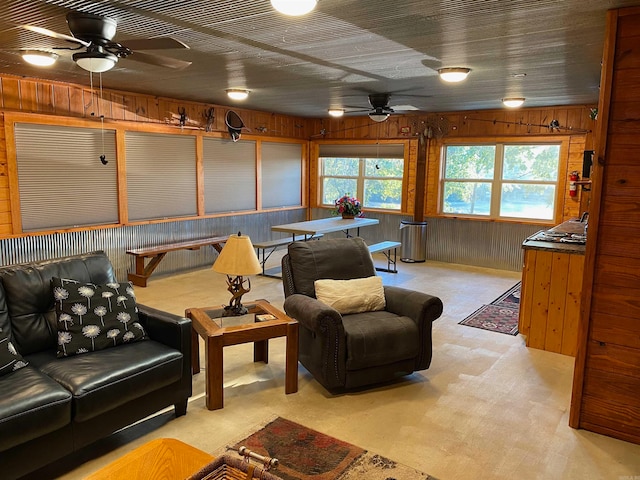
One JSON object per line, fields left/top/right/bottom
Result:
{"left": 368, "top": 241, "right": 401, "bottom": 273}
{"left": 253, "top": 234, "right": 323, "bottom": 278}
{"left": 126, "top": 235, "right": 229, "bottom": 287}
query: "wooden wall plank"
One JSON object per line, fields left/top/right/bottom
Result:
{"left": 562, "top": 254, "right": 584, "bottom": 356}
{"left": 545, "top": 252, "right": 570, "bottom": 353}
{"left": 528, "top": 250, "right": 553, "bottom": 349}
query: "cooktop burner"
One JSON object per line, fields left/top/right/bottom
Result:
{"left": 529, "top": 230, "right": 587, "bottom": 244}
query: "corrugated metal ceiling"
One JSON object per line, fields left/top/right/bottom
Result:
{"left": 1, "top": 0, "right": 639, "bottom": 117}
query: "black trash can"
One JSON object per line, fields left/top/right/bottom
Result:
{"left": 399, "top": 220, "right": 427, "bottom": 262}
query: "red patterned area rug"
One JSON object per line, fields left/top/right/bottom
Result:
{"left": 459, "top": 282, "right": 521, "bottom": 335}
{"left": 221, "top": 417, "right": 436, "bottom": 480}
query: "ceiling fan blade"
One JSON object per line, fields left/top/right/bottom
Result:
{"left": 128, "top": 51, "right": 191, "bottom": 69}
{"left": 21, "top": 25, "right": 90, "bottom": 47}
{"left": 391, "top": 104, "right": 420, "bottom": 111}
{"left": 120, "top": 37, "right": 189, "bottom": 51}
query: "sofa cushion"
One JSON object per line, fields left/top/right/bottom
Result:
{"left": 314, "top": 276, "right": 385, "bottom": 314}
{"left": 52, "top": 278, "right": 146, "bottom": 357}
{"left": 287, "top": 238, "right": 376, "bottom": 297}
{"left": 27, "top": 340, "right": 183, "bottom": 422}
{"left": 342, "top": 310, "right": 419, "bottom": 370}
{"left": 0, "top": 326, "right": 28, "bottom": 377}
{"left": 0, "top": 366, "right": 72, "bottom": 451}
{"left": 0, "top": 252, "right": 116, "bottom": 355}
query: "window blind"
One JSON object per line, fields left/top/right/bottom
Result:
{"left": 125, "top": 132, "right": 197, "bottom": 221}
{"left": 203, "top": 138, "right": 256, "bottom": 213}
{"left": 319, "top": 144, "right": 404, "bottom": 158}
{"left": 261, "top": 142, "right": 302, "bottom": 208}
{"left": 14, "top": 123, "right": 118, "bottom": 232}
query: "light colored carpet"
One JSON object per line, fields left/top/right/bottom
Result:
{"left": 47, "top": 253, "right": 640, "bottom": 480}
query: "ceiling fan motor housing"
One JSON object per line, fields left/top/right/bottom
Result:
{"left": 368, "top": 93, "right": 392, "bottom": 110}
{"left": 66, "top": 12, "right": 117, "bottom": 44}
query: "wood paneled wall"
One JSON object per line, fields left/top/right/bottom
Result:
{"left": 0, "top": 72, "right": 596, "bottom": 240}
{"left": 570, "top": 6, "right": 640, "bottom": 445}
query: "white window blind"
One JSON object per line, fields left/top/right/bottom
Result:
{"left": 319, "top": 144, "right": 404, "bottom": 158}
{"left": 261, "top": 142, "right": 302, "bottom": 208}
{"left": 203, "top": 138, "right": 256, "bottom": 213}
{"left": 14, "top": 123, "right": 118, "bottom": 232}
{"left": 126, "top": 132, "right": 197, "bottom": 221}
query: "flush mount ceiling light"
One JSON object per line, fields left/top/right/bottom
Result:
{"left": 271, "top": 0, "right": 317, "bottom": 16}
{"left": 369, "top": 113, "right": 389, "bottom": 123}
{"left": 502, "top": 97, "right": 525, "bottom": 108}
{"left": 226, "top": 89, "right": 250, "bottom": 100}
{"left": 328, "top": 108, "right": 344, "bottom": 117}
{"left": 438, "top": 67, "right": 471, "bottom": 83}
{"left": 73, "top": 48, "right": 117, "bottom": 73}
{"left": 22, "top": 50, "right": 58, "bottom": 67}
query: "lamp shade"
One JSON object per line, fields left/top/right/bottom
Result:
{"left": 213, "top": 233, "right": 262, "bottom": 276}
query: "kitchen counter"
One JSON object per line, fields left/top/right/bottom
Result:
{"left": 518, "top": 218, "right": 585, "bottom": 356}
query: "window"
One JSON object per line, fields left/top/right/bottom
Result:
{"left": 319, "top": 144, "right": 404, "bottom": 211}
{"left": 261, "top": 142, "right": 302, "bottom": 209}
{"left": 441, "top": 143, "right": 561, "bottom": 221}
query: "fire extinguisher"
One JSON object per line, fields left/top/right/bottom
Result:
{"left": 569, "top": 171, "right": 580, "bottom": 197}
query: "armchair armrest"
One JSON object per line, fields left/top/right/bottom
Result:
{"left": 137, "top": 303, "right": 191, "bottom": 354}
{"left": 283, "top": 294, "right": 344, "bottom": 333}
{"left": 384, "top": 286, "right": 443, "bottom": 324}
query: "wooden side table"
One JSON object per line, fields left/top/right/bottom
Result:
{"left": 186, "top": 299, "right": 299, "bottom": 410}
{"left": 85, "top": 438, "right": 213, "bottom": 480}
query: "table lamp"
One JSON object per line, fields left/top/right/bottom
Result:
{"left": 212, "top": 232, "right": 262, "bottom": 316}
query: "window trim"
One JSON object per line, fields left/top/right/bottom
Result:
{"left": 438, "top": 136, "right": 570, "bottom": 224}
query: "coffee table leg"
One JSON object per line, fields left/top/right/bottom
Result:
{"left": 205, "top": 334, "right": 224, "bottom": 410}
{"left": 191, "top": 327, "right": 200, "bottom": 375}
{"left": 253, "top": 339, "right": 269, "bottom": 364}
{"left": 285, "top": 322, "right": 299, "bottom": 394}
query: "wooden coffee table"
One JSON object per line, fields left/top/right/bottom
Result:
{"left": 186, "top": 299, "right": 298, "bottom": 410}
{"left": 85, "top": 438, "right": 213, "bottom": 480}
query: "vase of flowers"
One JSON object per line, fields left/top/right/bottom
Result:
{"left": 334, "top": 195, "right": 362, "bottom": 219}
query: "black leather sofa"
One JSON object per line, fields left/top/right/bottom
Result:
{"left": 0, "top": 251, "right": 192, "bottom": 479}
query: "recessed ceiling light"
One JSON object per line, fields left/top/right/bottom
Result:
{"left": 271, "top": 0, "right": 317, "bottom": 16}
{"left": 22, "top": 50, "right": 58, "bottom": 67}
{"left": 438, "top": 67, "right": 471, "bottom": 83}
{"left": 328, "top": 108, "right": 344, "bottom": 117}
{"left": 226, "top": 89, "right": 250, "bottom": 101}
{"left": 502, "top": 97, "right": 525, "bottom": 108}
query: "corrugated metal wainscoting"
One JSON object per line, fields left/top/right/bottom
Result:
{"left": 311, "top": 209, "right": 541, "bottom": 272}
{"left": 0, "top": 209, "right": 306, "bottom": 281}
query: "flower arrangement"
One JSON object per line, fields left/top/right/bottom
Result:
{"left": 334, "top": 195, "right": 362, "bottom": 218}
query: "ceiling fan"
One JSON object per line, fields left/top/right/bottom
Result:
{"left": 21, "top": 11, "right": 191, "bottom": 73}
{"left": 345, "top": 93, "right": 421, "bottom": 122}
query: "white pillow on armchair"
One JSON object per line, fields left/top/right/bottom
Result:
{"left": 314, "top": 276, "right": 386, "bottom": 314}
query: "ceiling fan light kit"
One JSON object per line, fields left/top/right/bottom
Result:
{"left": 226, "top": 89, "right": 250, "bottom": 100}
{"left": 271, "top": 0, "right": 317, "bottom": 16}
{"left": 503, "top": 97, "right": 525, "bottom": 108}
{"left": 73, "top": 48, "right": 117, "bottom": 73}
{"left": 328, "top": 108, "right": 344, "bottom": 117}
{"left": 369, "top": 113, "right": 390, "bottom": 122}
{"left": 22, "top": 50, "right": 58, "bottom": 67}
{"left": 438, "top": 67, "right": 471, "bottom": 83}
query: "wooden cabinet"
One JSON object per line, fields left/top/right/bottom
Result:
{"left": 519, "top": 240, "right": 584, "bottom": 357}
{"left": 570, "top": 6, "right": 640, "bottom": 445}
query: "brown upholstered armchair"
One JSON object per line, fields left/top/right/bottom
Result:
{"left": 281, "top": 237, "right": 443, "bottom": 392}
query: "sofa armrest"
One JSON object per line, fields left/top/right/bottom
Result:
{"left": 137, "top": 303, "right": 191, "bottom": 355}
{"left": 384, "top": 286, "right": 443, "bottom": 324}
{"left": 283, "top": 294, "right": 343, "bottom": 333}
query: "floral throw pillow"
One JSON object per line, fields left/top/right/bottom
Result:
{"left": 0, "top": 327, "right": 28, "bottom": 376}
{"left": 52, "top": 278, "right": 147, "bottom": 358}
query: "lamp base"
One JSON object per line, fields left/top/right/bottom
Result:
{"left": 222, "top": 304, "right": 248, "bottom": 317}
